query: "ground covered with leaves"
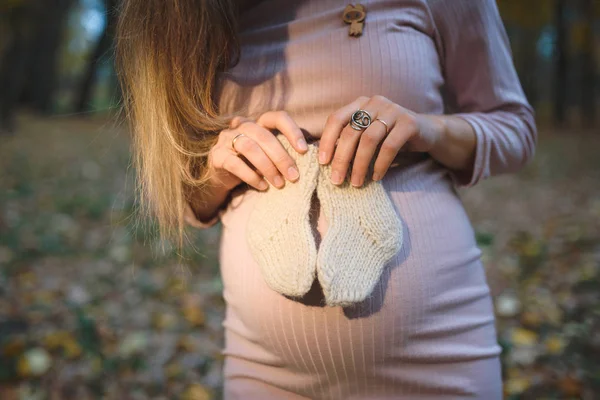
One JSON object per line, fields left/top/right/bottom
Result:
{"left": 0, "top": 115, "right": 599, "bottom": 399}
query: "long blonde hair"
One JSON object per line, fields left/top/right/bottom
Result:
{"left": 115, "top": 0, "right": 241, "bottom": 246}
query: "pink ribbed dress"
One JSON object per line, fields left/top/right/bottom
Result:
{"left": 185, "top": 0, "right": 537, "bottom": 398}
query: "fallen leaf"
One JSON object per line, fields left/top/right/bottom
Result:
{"left": 504, "top": 377, "right": 531, "bottom": 395}
{"left": 17, "top": 348, "right": 52, "bottom": 377}
{"left": 511, "top": 328, "right": 538, "bottom": 346}
{"left": 181, "top": 383, "right": 213, "bottom": 400}
{"left": 544, "top": 335, "right": 565, "bottom": 355}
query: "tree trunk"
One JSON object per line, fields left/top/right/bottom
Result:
{"left": 0, "top": 2, "right": 38, "bottom": 132}
{"left": 521, "top": 28, "right": 539, "bottom": 108}
{"left": 554, "top": 0, "right": 568, "bottom": 126}
{"left": 25, "top": 0, "right": 74, "bottom": 114}
{"left": 75, "top": 0, "right": 119, "bottom": 113}
{"left": 580, "top": 0, "right": 595, "bottom": 128}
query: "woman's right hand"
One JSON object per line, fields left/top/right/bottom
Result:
{"left": 207, "top": 111, "right": 309, "bottom": 191}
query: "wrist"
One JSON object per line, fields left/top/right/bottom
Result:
{"left": 426, "top": 115, "right": 448, "bottom": 158}
{"left": 187, "top": 175, "right": 233, "bottom": 223}
{"left": 415, "top": 114, "right": 447, "bottom": 154}
{"left": 207, "top": 168, "right": 240, "bottom": 193}
{"left": 425, "top": 115, "right": 476, "bottom": 172}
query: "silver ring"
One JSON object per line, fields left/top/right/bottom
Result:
{"left": 374, "top": 118, "right": 390, "bottom": 135}
{"left": 231, "top": 133, "right": 246, "bottom": 155}
{"left": 350, "top": 109, "right": 372, "bottom": 131}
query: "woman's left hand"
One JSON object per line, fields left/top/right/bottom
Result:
{"left": 318, "top": 95, "right": 445, "bottom": 187}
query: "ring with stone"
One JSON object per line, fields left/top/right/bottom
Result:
{"left": 350, "top": 109, "right": 372, "bottom": 131}
{"left": 231, "top": 133, "right": 246, "bottom": 155}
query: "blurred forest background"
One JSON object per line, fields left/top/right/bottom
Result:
{"left": 0, "top": 0, "right": 599, "bottom": 399}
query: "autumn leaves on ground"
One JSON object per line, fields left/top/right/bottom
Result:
{"left": 1, "top": 115, "right": 599, "bottom": 399}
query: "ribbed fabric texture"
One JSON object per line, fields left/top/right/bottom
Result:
{"left": 185, "top": 0, "right": 537, "bottom": 398}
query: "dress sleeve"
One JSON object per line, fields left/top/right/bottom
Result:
{"left": 184, "top": 202, "right": 223, "bottom": 229}
{"left": 426, "top": 0, "right": 537, "bottom": 187}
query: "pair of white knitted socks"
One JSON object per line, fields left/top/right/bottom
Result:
{"left": 246, "top": 134, "right": 403, "bottom": 307}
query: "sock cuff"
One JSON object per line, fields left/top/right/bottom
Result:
{"left": 275, "top": 133, "right": 319, "bottom": 164}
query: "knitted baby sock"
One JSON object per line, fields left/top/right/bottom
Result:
{"left": 246, "top": 134, "right": 320, "bottom": 298}
{"left": 316, "top": 163, "right": 403, "bottom": 307}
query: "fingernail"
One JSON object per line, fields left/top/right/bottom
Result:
{"left": 331, "top": 170, "right": 342, "bottom": 185}
{"left": 259, "top": 180, "right": 269, "bottom": 190}
{"left": 372, "top": 173, "right": 381, "bottom": 181}
{"left": 319, "top": 151, "right": 327, "bottom": 164}
{"left": 351, "top": 176, "right": 362, "bottom": 187}
{"left": 297, "top": 138, "right": 308, "bottom": 151}
{"left": 288, "top": 166, "right": 299, "bottom": 180}
{"left": 273, "top": 175, "right": 284, "bottom": 187}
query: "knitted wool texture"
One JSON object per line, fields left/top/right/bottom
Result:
{"left": 246, "top": 134, "right": 321, "bottom": 298}
{"left": 316, "top": 162, "right": 403, "bottom": 307}
{"left": 246, "top": 134, "right": 403, "bottom": 306}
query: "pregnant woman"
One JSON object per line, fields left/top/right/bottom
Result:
{"left": 116, "top": 0, "right": 537, "bottom": 398}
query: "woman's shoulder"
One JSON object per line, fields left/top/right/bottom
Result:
{"left": 424, "top": 0, "right": 500, "bottom": 19}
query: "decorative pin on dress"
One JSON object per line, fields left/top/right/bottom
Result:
{"left": 343, "top": 4, "right": 366, "bottom": 37}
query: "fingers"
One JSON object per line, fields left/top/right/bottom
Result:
{"left": 213, "top": 111, "right": 307, "bottom": 191}
{"left": 351, "top": 107, "right": 397, "bottom": 187}
{"left": 319, "top": 95, "right": 422, "bottom": 186}
{"left": 216, "top": 105, "right": 417, "bottom": 191}
{"left": 236, "top": 120, "right": 300, "bottom": 184}
{"left": 221, "top": 152, "right": 269, "bottom": 191}
{"left": 329, "top": 113, "right": 373, "bottom": 185}
{"left": 257, "top": 111, "right": 308, "bottom": 154}
{"left": 372, "top": 113, "right": 418, "bottom": 181}
{"left": 319, "top": 96, "right": 370, "bottom": 167}
{"left": 230, "top": 128, "right": 287, "bottom": 189}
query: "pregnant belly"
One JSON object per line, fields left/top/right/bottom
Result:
{"left": 216, "top": 158, "right": 501, "bottom": 397}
